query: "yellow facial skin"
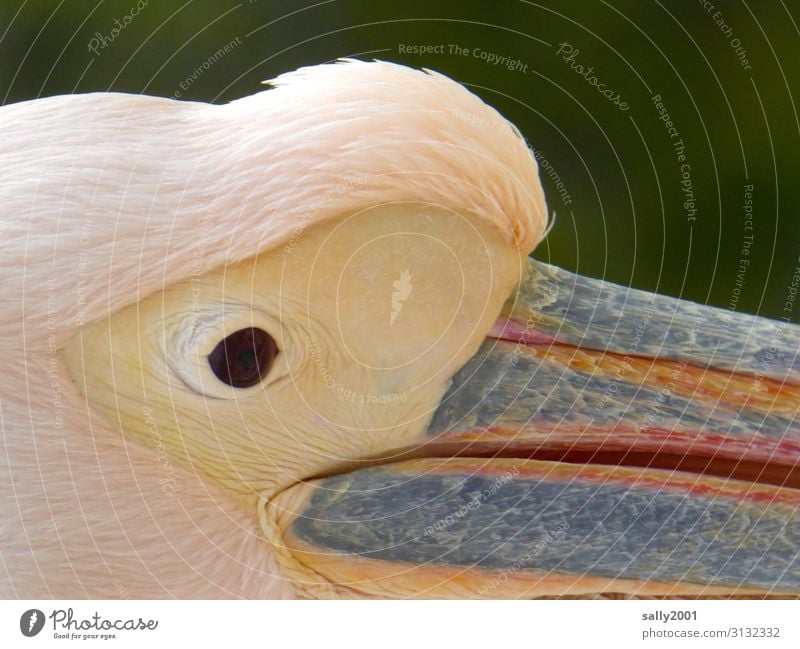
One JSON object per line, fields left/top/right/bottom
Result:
{"left": 62, "top": 204, "right": 523, "bottom": 506}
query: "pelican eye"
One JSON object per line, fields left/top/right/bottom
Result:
{"left": 208, "top": 327, "right": 279, "bottom": 388}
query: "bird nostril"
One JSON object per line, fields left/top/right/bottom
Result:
{"left": 208, "top": 327, "right": 279, "bottom": 388}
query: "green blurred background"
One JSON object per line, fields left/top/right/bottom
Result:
{"left": 1, "top": 0, "right": 798, "bottom": 319}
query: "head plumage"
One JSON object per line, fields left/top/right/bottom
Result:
{"left": 1, "top": 59, "right": 546, "bottom": 347}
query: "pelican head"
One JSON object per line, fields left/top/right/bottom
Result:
{"left": 3, "top": 60, "right": 797, "bottom": 598}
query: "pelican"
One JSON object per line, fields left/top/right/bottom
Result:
{"left": 1, "top": 60, "right": 798, "bottom": 599}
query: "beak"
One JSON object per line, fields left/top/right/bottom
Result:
{"left": 267, "top": 259, "right": 800, "bottom": 598}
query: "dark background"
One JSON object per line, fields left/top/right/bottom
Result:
{"left": 2, "top": 0, "right": 798, "bottom": 320}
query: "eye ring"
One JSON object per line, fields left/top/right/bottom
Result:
{"left": 208, "top": 327, "right": 279, "bottom": 388}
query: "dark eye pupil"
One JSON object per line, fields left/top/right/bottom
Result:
{"left": 208, "top": 327, "right": 278, "bottom": 388}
